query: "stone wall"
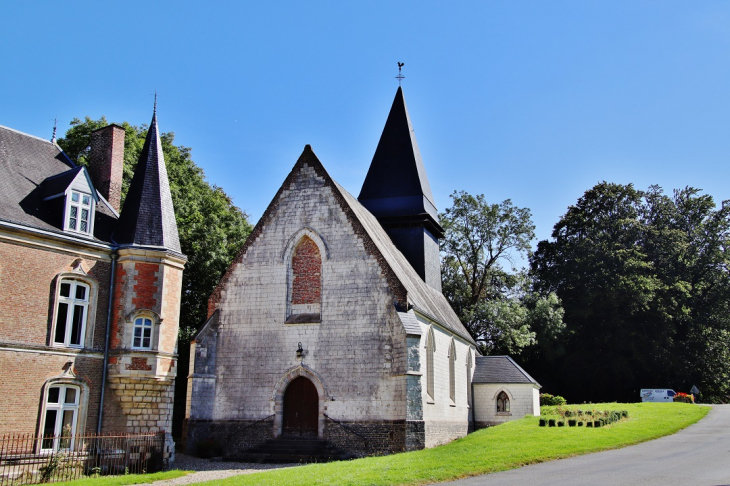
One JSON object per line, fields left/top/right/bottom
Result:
{"left": 473, "top": 383, "right": 540, "bottom": 428}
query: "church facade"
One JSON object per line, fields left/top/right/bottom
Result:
{"left": 0, "top": 108, "right": 184, "bottom": 463}
{"left": 185, "top": 88, "right": 480, "bottom": 457}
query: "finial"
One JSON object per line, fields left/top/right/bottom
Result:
{"left": 51, "top": 117, "right": 58, "bottom": 143}
{"left": 154, "top": 90, "right": 157, "bottom": 115}
{"left": 396, "top": 62, "right": 405, "bottom": 86}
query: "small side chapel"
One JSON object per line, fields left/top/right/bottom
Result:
{"left": 184, "top": 87, "right": 539, "bottom": 458}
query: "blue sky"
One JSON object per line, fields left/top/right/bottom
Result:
{"left": 3, "top": 2, "right": 730, "bottom": 264}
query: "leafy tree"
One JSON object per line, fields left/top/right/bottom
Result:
{"left": 531, "top": 182, "right": 730, "bottom": 403}
{"left": 440, "top": 191, "right": 562, "bottom": 355}
{"left": 58, "top": 117, "right": 253, "bottom": 336}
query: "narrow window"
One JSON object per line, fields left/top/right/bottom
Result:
{"left": 449, "top": 339, "right": 456, "bottom": 403}
{"left": 53, "top": 280, "right": 89, "bottom": 348}
{"left": 287, "top": 235, "right": 322, "bottom": 323}
{"left": 426, "top": 327, "right": 435, "bottom": 401}
{"left": 497, "top": 391, "right": 510, "bottom": 413}
{"left": 132, "top": 317, "right": 153, "bottom": 349}
{"left": 67, "top": 191, "right": 92, "bottom": 234}
{"left": 466, "top": 349, "right": 473, "bottom": 407}
{"left": 41, "top": 384, "right": 80, "bottom": 451}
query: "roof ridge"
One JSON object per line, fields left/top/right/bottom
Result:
{"left": 0, "top": 124, "right": 77, "bottom": 167}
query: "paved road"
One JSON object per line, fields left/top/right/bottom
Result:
{"left": 443, "top": 404, "right": 730, "bottom": 486}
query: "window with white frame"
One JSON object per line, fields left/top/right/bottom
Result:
{"left": 53, "top": 280, "right": 89, "bottom": 348}
{"left": 426, "top": 327, "right": 435, "bottom": 401}
{"left": 449, "top": 339, "right": 456, "bottom": 403}
{"left": 66, "top": 191, "right": 92, "bottom": 234}
{"left": 132, "top": 317, "right": 153, "bottom": 349}
{"left": 41, "top": 384, "right": 80, "bottom": 451}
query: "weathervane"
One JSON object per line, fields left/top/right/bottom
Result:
{"left": 396, "top": 62, "right": 405, "bottom": 86}
{"left": 51, "top": 117, "right": 57, "bottom": 144}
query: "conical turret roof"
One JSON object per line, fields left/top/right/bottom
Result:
{"left": 112, "top": 107, "right": 181, "bottom": 253}
{"left": 358, "top": 87, "right": 440, "bottom": 228}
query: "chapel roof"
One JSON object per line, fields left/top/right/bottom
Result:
{"left": 472, "top": 356, "right": 540, "bottom": 386}
{"left": 358, "top": 87, "right": 442, "bottom": 234}
{"left": 0, "top": 124, "right": 118, "bottom": 242}
{"left": 112, "top": 108, "right": 181, "bottom": 253}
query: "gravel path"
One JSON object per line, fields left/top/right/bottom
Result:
{"left": 144, "top": 454, "right": 301, "bottom": 485}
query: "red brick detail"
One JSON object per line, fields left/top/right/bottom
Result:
{"left": 126, "top": 357, "right": 152, "bottom": 371}
{"left": 110, "top": 264, "right": 126, "bottom": 349}
{"left": 291, "top": 236, "right": 321, "bottom": 305}
{"left": 132, "top": 263, "right": 159, "bottom": 310}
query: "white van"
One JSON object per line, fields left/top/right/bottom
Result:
{"left": 640, "top": 389, "right": 676, "bottom": 402}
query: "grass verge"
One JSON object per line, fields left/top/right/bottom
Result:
{"left": 53, "top": 469, "right": 190, "bottom": 485}
{"left": 201, "top": 402, "right": 708, "bottom": 486}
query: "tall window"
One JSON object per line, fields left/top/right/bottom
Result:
{"left": 53, "top": 280, "right": 89, "bottom": 348}
{"left": 67, "top": 191, "right": 92, "bottom": 234}
{"left": 449, "top": 339, "right": 456, "bottom": 403}
{"left": 291, "top": 236, "right": 321, "bottom": 306}
{"left": 497, "top": 391, "right": 510, "bottom": 413}
{"left": 41, "top": 384, "right": 80, "bottom": 451}
{"left": 132, "top": 317, "right": 153, "bottom": 349}
{"left": 466, "top": 349, "right": 473, "bottom": 407}
{"left": 426, "top": 327, "right": 435, "bottom": 401}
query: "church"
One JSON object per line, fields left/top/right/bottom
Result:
{"left": 184, "top": 87, "right": 541, "bottom": 459}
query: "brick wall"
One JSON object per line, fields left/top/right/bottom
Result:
{"left": 291, "top": 236, "right": 321, "bottom": 305}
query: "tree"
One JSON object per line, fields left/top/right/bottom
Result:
{"left": 440, "top": 191, "right": 562, "bottom": 355}
{"left": 58, "top": 117, "right": 253, "bottom": 335}
{"left": 531, "top": 182, "right": 730, "bottom": 403}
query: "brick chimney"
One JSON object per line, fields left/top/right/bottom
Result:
{"left": 89, "top": 124, "right": 125, "bottom": 213}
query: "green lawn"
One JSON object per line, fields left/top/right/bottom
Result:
{"left": 201, "top": 403, "right": 708, "bottom": 486}
{"left": 53, "top": 469, "right": 190, "bottom": 486}
{"left": 53, "top": 403, "right": 708, "bottom": 486}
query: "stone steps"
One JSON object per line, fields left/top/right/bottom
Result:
{"left": 227, "top": 436, "right": 351, "bottom": 464}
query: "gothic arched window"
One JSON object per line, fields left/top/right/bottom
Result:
{"left": 426, "top": 327, "right": 436, "bottom": 401}
{"left": 287, "top": 234, "right": 322, "bottom": 323}
{"left": 448, "top": 339, "right": 456, "bottom": 403}
{"left": 497, "top": 391, "right": 510, "bottom": 413}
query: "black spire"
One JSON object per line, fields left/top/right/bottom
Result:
{"left": 112, "top": 106, "right": 181, "bottom": 253}
{"left": 359, "top": 87, "right": 444, "bottom": 289}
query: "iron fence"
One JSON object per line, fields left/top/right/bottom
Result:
{"left": 0, "top": 432, "right": 164, "bottom": 485}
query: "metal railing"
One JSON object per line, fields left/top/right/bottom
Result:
{"left": 0, "top": 432, "right": 164, "bottom": 485}
{"left": 323, "top": 414, "right": 371, "bottom": 451}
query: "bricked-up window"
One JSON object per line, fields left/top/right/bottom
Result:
{"left": 291, "top": 236, "right": 321, "bottom": 305}
{"left": 449, "top": 339, "right": 456, "bottom": 403}
{"left": 426, "top": 327, "right": 435, "bottom": 401}
{"left": 53, "top": 280, "right": 89, "bottom": 348}
{"left": 41, "top": 384, "right": 79, "bottom": 450}
{"left": 132, "top": 317, "right": 153, "bottom": 349}
{"left": 497, "top": 391, "right": 510, "bottom": 413}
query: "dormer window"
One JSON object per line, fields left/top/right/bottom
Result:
{"left": 68, "top": 191, "right": 92, "bottom": 234}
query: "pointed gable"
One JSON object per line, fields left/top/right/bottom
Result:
{"left": 112, "top": 108, "right": 181, "bottom": 253}
{"left": 358, "top": 87, "right": 440, "bottom": 226}
{"left": 208, "top": 145, "right": 474, "bottom": 345}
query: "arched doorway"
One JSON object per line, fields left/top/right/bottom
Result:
{"left": 283, "top": 376, "right": 319, "bottom": 436}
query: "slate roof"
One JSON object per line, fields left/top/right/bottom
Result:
{"left": 358, "top": 87, "right": 443, "bottom": 236}
{"left": 335, "top": 178, "right": 473, "bottom": 343}
{"left": 473, "top": 356, "right": 540, "bottom": 386}
{"left": 0, "top": 125, "right": 118, "bottom": 242}
{"left": 112, "top": 109, "right": 181, "bottom": 253}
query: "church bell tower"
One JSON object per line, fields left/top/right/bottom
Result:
{"left": 358, "top": 87, "right": 444, "bottom": 290}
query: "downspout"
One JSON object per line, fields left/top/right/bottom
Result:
{"left": 97, "top": 253, "right": 117, "bottom": 434}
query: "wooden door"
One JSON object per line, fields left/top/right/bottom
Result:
{"left": 283, "top": 377, "right": 319, "bottom": 436}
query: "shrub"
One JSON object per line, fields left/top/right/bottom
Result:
{"left": 540, "top": 393, "right": 567, "bottom": 406}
